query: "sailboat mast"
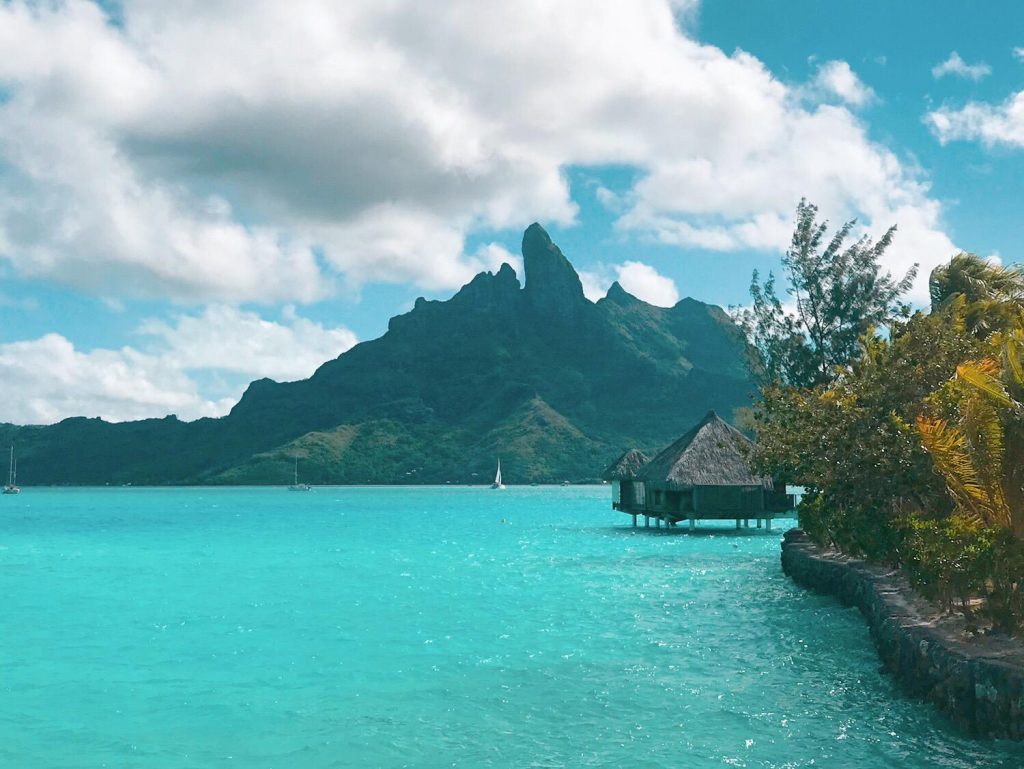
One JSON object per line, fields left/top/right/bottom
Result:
{"left": 8, "top": 446, "right": 12, "bottom": 486}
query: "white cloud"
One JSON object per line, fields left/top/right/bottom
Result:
{"left": 0, "top": 333, "right": 230, "bottom": 424}
{"left": 928, "top": 91, "right": 1024, "bottom": 148}
{"left": 0, "top": 0, "right": 956, "bottom": 306}
{"left": 137, "top": 305, "right": 358, "bottom": 382}
{"left": 931, "top": 51, "right": 991, "bottom": 81}
{"left": 579, "top": 261, "right": 679, "bottom": 307}
{"left": 1013, "top": 47, "right": 1024, "bottom": 63}
{"left": 0, "top": 306, "right": 357, "bottom": 423}
{"left": 811, "top": 61, "right": 876, "bottom": 107}
{"left": 615, "top": 261, "right": 680, "bottom": 306}
{"left": 578, "top": 270, "right": 609, "bottom": 303}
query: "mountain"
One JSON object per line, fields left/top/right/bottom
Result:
{"left": 0, "top": 224, "right": 756, "bottom": 485}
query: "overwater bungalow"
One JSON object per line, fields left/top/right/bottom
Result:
{"left": 604, "top": 411, "right": 793, "bottom": 531}
{"left": 603, "top": 448, "right": 649, "bottom": 514}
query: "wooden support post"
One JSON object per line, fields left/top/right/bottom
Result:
{"left": 736, "top": 518, "right": 741, "bottom": 530}
{"left": 766, "top": 516, "right": 773, "bottom": 532}
{"left": 655, "top": 516, "right": 661, "bottom": 528}
{"left": 632, "top": 514, "right": 637, "bottom": 527}
{"left": 644, "top": 515, "right": 650, "bottom": 528}
{"left": 744, "top": 519, "right": 750, "bottom": 528}
{"left": 689, "top": 516, "right": 695, "bottom": 532}
{"left": 756, "top": 518, "right": 762, "bottom": 529}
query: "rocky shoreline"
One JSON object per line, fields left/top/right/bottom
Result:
{"left": 781, "top": 528, "right": 1024, "bottom": 739}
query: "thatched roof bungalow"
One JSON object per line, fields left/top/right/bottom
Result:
{"left": 611, "top": 411, "right": 793, "bottom": 529}
{"left": 602, "top": 449, "right": 649, "bottom": 481}
{"left": 602, "top": 449, "right": 649, "bottom": 512}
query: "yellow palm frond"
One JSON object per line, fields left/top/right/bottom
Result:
{"left": 961, "top": 398, "right": 1009, "bottom": 523}
{"left": 917, "top": 415, "right": 1011, "bottom": 529}
{"left": 1006, "top": 333, "right": 1024, "bottom": 392}
{"left": 957, "top": 359, "right": 1014, "bottom": 409}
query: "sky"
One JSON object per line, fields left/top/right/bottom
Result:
{"left": 1, "top": 0, "right": 1023, "bottom": 424}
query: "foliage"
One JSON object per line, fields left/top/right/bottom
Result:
{"left": 901, "top": 518, "right": 1024, "bottom": 634}
{"left": 901, "top": 515, "right": 994, "bottom": 617}
{"left": 747, "top": 209, "right": 1024, "bottom": 633}
{"left": 753, "top": 303, "right": 979, "bottom": 561}
{"left": 919, "top": 326, "right": 1024, "bottom": 536}
{"left": 736, "top": 199, "right": 916, "bottom": 387}
{"left": 929, "top": 252, "right": 1024, "bottom": 338}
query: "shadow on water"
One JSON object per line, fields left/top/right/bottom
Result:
{"left": 605, "top": 524, "right": 790, "bottom": 538}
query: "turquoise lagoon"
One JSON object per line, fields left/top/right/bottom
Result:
{"left": 2, "top": 486, "right": 1023, "bottom": 768}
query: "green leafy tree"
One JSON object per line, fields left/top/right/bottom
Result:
{"left": 752, "top": 303, "right": 980, "bottom": 560}
{"left": 737, "top": 199, "right": 917, "bottom": 387}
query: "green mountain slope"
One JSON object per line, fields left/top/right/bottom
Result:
{"left": 0, "top": 224, "right": 756, "bottom": 484}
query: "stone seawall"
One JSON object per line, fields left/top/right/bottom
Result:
{"left": 781, "top": 528, "right": 1024, "bottom": 739}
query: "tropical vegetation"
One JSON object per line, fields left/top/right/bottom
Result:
{"left": 741, "top": 201, "right": 1024, "bottom": 634}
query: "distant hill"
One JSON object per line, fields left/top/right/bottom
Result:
{"left": 0, "top": 224, "right": 756, "bottom": 485}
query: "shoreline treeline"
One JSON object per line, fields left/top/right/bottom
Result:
{"left": 738, "top": 201, "right": 1024, "bottom": 634}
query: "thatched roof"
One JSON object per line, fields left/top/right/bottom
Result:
{"left": 636, "top": 411, "right": 771, "bottom": 488}
{"left": 602, "top": 449, "right": 650, "bottom": 481}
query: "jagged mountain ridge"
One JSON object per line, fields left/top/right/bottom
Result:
{"left": 1, "top": 224, "right": 755, "bottom": 484}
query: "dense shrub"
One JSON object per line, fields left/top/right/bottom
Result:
{"left": 901, "top": 516, "right": 993, "bottom": 617}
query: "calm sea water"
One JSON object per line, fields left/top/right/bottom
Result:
{"left": 2, "top": 486, "right": 1022, "bottom": 768}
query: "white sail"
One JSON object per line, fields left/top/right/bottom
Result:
{"left": 288, "top": 455, "right": 311, "bottom": 491}
{"left": 3, "top": 445, "right": 19, "bottom": 494}
{"left": 494, "top": 459, "right": 502, "bottom": 486}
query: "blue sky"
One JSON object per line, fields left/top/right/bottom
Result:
{"left": 0, "top": 0, "right": 1022, "bottom": 423}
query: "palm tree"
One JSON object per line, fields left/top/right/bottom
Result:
{"left": 918, "top": 324, "right": 1024, "bottom": 537}
{"left": 929, "top": 253, "right": 1024, "bottom": 339}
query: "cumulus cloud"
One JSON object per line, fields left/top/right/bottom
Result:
{"left": 810, "top": 60, "right": 876, "bottom": 107}
{"left": 0, "top": 0, "right": 956, "bottom": 306}
{"left": 1014, "top": 47, "right": 1024, "bottom": 63}
{"left": 137, "top": 305, "right": 358, "bottom": 382}
{"left": 928, "top": 91, "right": 1024, "bottom": 148}
{"left": 931, "top": 51, "right": 991, "bottom": 81}
{"left": 0, "top": 306, "right": 357, "bottom": 423}
{"left": 580, "top": 261, "right": 679, "bottom": 307}
{"left": 615, "top": 261, "right": 680, "bottom": 306}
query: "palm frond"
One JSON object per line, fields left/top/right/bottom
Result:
{"left": 958, "top": 359, "right": 1014, "bottom": 409}
{"left": 917, "top": 416, "right": 990, "bottom": 526}
{"left": 1006, "top": 333, "right": 1024, "bottom": 392}
{"left": 961, "top": 397, "right": 1010, "bottom": 525}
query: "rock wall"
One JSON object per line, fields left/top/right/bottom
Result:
{"left": 781, "top": 528, "right": 1024, "bottom": 739}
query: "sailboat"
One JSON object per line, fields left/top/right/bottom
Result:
{"left": 490, "top": 458, "right": 505, "bottom": 490}
{"left": 3, "top": 445, "right": 20, "bottom": 495}
{"left": 288, "top": 456, "right": 312, "bottom": 491}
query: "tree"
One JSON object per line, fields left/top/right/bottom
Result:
{"left": 918, "top": 322, "right": 1024, "bottom": 536}
{"left": 736, "top": 199, "right": 917, "bottom": 387}
{"left": 929, "top": 252, "right": 1024, "bottom": 339}
{"left": 916, "top": 321, "right": 1024, "bottom": 631}
{"left": 751, "top": 303, "right": 980, "bottom": 559}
